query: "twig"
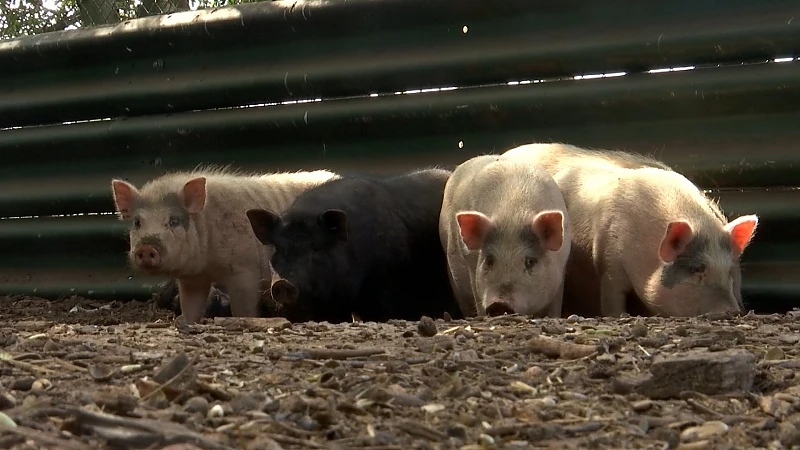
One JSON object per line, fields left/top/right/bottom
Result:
{"left": 0, "top": 424, "right": 92, "bottom": 450}
{"left": 395, "top": 420, "right": 447, "bottom": 442}
{"left": 292, "top": 348, "right": 386, "bottom": 360}
{"left": 140, "top": 352, "right": 199, "bottom": 402}
{"left": 1, "top": 358, "right": 55, "bottom": 376}
{"left": 270, "top": 419, "right": 319, "bottom": 437}
{"left": 686, "top": 398, "right": 723, "bottom": 418}
{"left": 527, "top": 335, "right": 596, "bottom": 360}
{"left": 57, "top": 407, "right": 233, "bottom": 450}
{"left": 268, "top": 433, "right": 326, "bottom": 448}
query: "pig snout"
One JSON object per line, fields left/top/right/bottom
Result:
{"left": 271, "top": 279, "right": 299, "bottom": 305}
{"left": 133, "top": 244, "right": 161, "bottom": 269}
{"left": 485, "top": 301, "right": 516, "bottom": 317}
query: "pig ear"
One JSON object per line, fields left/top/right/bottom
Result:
{"left": 659, "top": 220, "right": 693, "bottom": 263}
{"left": 111, "top": 179, "right": 140, "bottom": 219}
{"left": 246, "top": 209, "right": 281, "bottom": 245}
{"left": 455, "top": 211, "right": 494, "bottom": 251}
{"left": 725, "top": 214, "right": 758, "bottom": 255}
{"left": 181, "top": 177, "right": 207, "bottom": 214}
{"left": 531, "top": 210, "right": 564, "bottom": 252}
{"left": 319, "top": 209, "right": 348, "bottom": 242}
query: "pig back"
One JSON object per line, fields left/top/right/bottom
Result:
{"left": 503, "top": 142, "right": 673, "bottom": 177}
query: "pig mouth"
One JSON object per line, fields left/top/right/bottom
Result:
{"left": 485, "top": 301, "right": 516, "bottom": 317}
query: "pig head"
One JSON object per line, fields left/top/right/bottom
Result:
{"left": 246, "top": 207, "right": 352, "bottom": 321}
{"left": 111, "top": 177, "right": 209, "bottom": 276}
{"left": 643, "top": 214, "right": 759, "bottom": 317}
{"left": 456, "top": 209, "right": 567, "bottom": 317}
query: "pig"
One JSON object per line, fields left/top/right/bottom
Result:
{"left": 552, "top": 163, "right": 758, "bottom": 317}
{"left": 439, "top": 154, "right": 570, "bottom": 318}
{"left": 154, "top": 278, "right": 232, "bottom": 317}
{"left": 246, "top": 168, "right": 462, "bottom": 323}
{"left": 502, "top": 142, "right": 674, "bottom": 174}
{"left": 110, "top": 167, "right": 339, "bottom": 324}
{"left": 153, "top": 279, "right": 276, "bottom": 319}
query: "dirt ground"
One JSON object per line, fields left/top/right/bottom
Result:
{"left": 1, "top": 296, "right": 799, "bottom": 450}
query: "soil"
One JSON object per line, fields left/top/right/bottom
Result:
{"left": 1, "top": 296, "right": 800, "bottom": 450}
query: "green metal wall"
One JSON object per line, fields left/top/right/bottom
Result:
{"left": 0, "top": 0, "right": 799, "bottom": 312}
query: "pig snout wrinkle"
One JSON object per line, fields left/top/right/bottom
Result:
{"left": 134, "top": 244, "right": 161, "bottom": 269}
{"left": 271, "top": 279, "right": 299, "bottom": 304}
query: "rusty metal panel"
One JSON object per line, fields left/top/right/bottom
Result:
{"left": 1, "top": 0, "right": 798, "bottom": 128}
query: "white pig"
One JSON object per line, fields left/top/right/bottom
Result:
{"left": 502, "top": 142, "right": 675, "bottom": 174}
{"left": 439, "top": 154, "right": 570, "bottom": 318}
{"left": 110, "top": 166, "right": 339, "bottom": 324}
{"left": 553, "top": 163, "right": 758, "bottom": 317}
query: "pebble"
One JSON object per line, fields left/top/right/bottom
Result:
{"left": 631, "top": 399, "right": 653, "bottom": 412}
{"left": 184, "top": 396, "right": 210, "bottom": 416}
{"left": 10, "top": 378, "right": 35, "bottom": 391}
{"left": 230, "top": 393, "right": 259, "bottom": 414}
{"left": 779, "top": 422, "right": 800, "bottom": 446}
{"left": 524, "top": 366, "right": 545, "bottom": 380}
{"left": 207, "top": 403, "right": 225, "bottom": 419}
{"left": 630, "top": 322, "right": 648, "bottom": 337}
{"left": 31, "top": 379, "right": 51, "bottom": 392}
{"left": 478, "top": 434, "right": 495, "bottom": 447}
{"left": 680, "top": 421, "right": 729, "bottom": 442}
{"left": 675, "top": 440, "right": 713, "bottom": 450}
{"left": 0, "top": 392, "right": 16, "bottom": 410}
{"left": 417, "top": 316, "right": 438, "bottom": 337}
{"left": 764, "top": 347, "right": 786, "bottom": 361}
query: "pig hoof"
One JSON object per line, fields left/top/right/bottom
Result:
{"left": 485, "top": 302, "right": 515, "bottom": 317}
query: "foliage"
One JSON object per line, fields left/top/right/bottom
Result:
{"left": 0, "top": 0, "right": 264, "bottom": 40}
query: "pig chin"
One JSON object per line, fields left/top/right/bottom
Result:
{"left": 646, "top": 285, "right": 741, "bottom": 317}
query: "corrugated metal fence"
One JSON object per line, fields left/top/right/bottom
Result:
{"left": 0, "top": 0, "right": 799, "bottom": 312}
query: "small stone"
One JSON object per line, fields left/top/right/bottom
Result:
{"left": 443, "top": 312, "right": 453, "bottom": 322}
{"left": 432, "top": 335, "right": 455, "bottom": 350}
{"left": 0, "top": 392, "right": 16, "bottom": 410}
{"left": 42, "top": 339, "right": 59, "bottom": 352}
{"left": 612, "top": 349, "right": 756, "bottom": 399}
{"left": 566, "top": 314, "right": 582, "bottom": 323}
{"left": 760, "top": 395, "right": 793, "bottom": 419}
{"left": 631, "top": 399, "right": 653, "bottom": 413}
{"left": 31, "top": 379, "right": 51, "bottom": 392}
{"left": 680, "top": 421, "right": 729, "bottom": 442}
{"left": 764, "top": 347, "right": 785, "bottom": 361}
{"left": 10, "top": 378, "right": 35, "bottom": 391}
{"left": 230, "top": 394, "right": 260, "bottom": 414}
{"left": 446, "top": 424, "right": 468, "bottom": 439}
{"left": 779, "top": 422, "right": 800, "bottom": 446}
{"left": 207, "top": 403, "right": 225, "bottom": 418}
{"left": 675, "top": 440, "right": 713, "bottom": 450}
{"left": 524, "top": 366, "right": 545, "bottom": 380}
{"left": 184, "top": 396, "right": 209, "bottom": 416}
{"left": 417, "top": 316, "right": 438, "bottom": 337}
{"left": 630, "top": 322, "right": 648, "bottom": 338}
{"left": 478, "top": 433, "right": 495, "bottom": 447}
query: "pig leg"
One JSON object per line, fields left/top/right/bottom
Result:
{"left": 222, "top": 271, "right": 262, "bottom": 317}
{"left": 599, "top": 273, "right": 628, "bottom": 317}
{"left": 178, "top": 278, "right": 212, "bottom": 324}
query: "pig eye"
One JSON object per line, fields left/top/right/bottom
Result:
{"left": 483, "top": 254, "right": 495, "bottom": 270}
{"left": 524, "top": 257, "right": 538, "bottom": 271}
{"left": 168, "top": 216, "right": 181, "bottom": 227}
{"left": 133, "top": 217, "right": 141, "bottom": 229}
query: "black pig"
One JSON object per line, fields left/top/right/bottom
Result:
{"left": 246, "top": 168, "right": 462, "bottom": 323}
